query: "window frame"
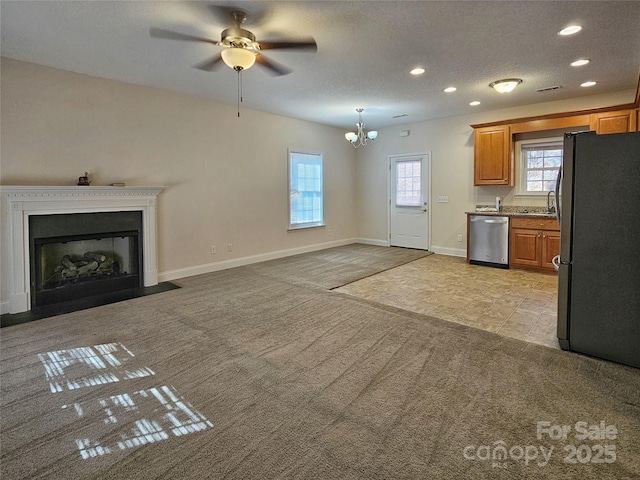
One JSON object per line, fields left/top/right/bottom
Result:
{"left": 516, "top": 137, "right": 563, "bottom": 196}
{"left": 287, "top": 149, "right": 325, "bottom": 230}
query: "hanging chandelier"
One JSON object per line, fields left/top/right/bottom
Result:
{"left": 344, "top": 108, "right": 378, "bottom": 148}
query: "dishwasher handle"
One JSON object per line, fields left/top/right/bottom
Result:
{"left": 470, "top": 217, "right": 508, "bottom": 224}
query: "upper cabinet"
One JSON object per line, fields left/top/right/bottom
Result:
{"left": 472, "top": 104, "right": 639, "bottom": 186}
{"left": 589, "top": 109, "right": 638, "bottom": 134}
{"left": 473, "top": 125, "right": 513, "bottom": 186}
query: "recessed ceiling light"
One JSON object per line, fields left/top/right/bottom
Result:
{"left": 558, "top": 25, "right": 582, "bottom": 36}
{"left": 469, "top": 101, "right": 481, "bottom": 106}
{"left": 571, "top": 59, "right": 590, "bottom": 67}
{"left": 410, "top": 67, "right": 425, "bottom": 75}
{"left": 581, "top": 81, "right": 597, "bottom": 87}
{"left": 444, "top": 86, "right": 457, "bottom": 93}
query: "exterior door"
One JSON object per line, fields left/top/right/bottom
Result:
{"left": 389, "top": 153, "right": 430, "bottom": 250}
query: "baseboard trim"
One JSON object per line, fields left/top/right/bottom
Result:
{"left": 430, "top": 245, "right": 466, "bottom": 257}
{"left": 158, "top": 238, "right": 359, "bottom": 282}
{"left": 1, "top": 240, "right": 466, "bottom": 313}
{"left": 353, "top": 237, "right": 389, "bottom": 247}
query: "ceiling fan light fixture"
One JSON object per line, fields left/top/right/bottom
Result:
{"left": 221, "top": 47, "right": 256, "bottom": 70}
{"left": 489, "top": 78, "right": 522, "bottom": 93}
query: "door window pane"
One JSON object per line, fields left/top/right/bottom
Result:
{"left": 396, "top": 160, "right": 422, "bottom": 206}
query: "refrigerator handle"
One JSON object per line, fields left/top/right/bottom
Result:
{"left": 555, "top": 163, "right": 562, "bottom": 226}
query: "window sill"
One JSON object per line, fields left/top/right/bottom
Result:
{"left": 515, "top": 192, "right": 551, "bottom": 198}
{"left": 288, "top": 224, "right": 326, "bottom": 232}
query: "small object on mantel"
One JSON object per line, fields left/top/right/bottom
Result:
{"left": 111, "top": 182, "right": 126, "bottom": 187}
{"left": 77, "top": 172, "right": 90, "bottom": 186}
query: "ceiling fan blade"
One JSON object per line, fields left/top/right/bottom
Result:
{"left": 150, "top": 27, "right": 220, "bottom": 46}
{"left": 193, "top": 54, "right": 224, "bottom": 72}
{"left": 255, "top": 54, "right": 292, "bottom": 76}
{"left": 258, "top": 38, "right": 317, "bottom": 51}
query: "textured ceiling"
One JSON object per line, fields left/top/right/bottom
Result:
{"left": 2, "top": 1, "right": 639, "bottom": 129}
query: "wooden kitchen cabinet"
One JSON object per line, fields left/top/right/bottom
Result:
{"left": 509, "top": 217, "right": 560, "bottom": 273}
{"left": 541, "top": 230, "right": 561, "bottom": 270}
{"left": 589, "top": 109, "right": 637, "bottom": 134}
{"left": 473, "top": 125, "right": 513, "bottom": 186}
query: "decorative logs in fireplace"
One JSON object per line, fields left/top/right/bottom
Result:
{"left": 56, "top": 252, "right": 120, "bottom": 281}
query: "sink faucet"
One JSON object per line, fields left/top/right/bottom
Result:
{"left": 547, "top": 190, "right": 556, "bottom": 213}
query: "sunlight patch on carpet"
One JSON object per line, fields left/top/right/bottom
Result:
{"left": 37, "top": 343, "right": 213, "bottom": 459}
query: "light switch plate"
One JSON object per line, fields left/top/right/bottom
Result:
{"left": 436, "top": 196, "right": 449, "bottom": 203}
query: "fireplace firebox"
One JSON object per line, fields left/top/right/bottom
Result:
{"left": 29, "top": 212, "right": 143, "bottom": 308}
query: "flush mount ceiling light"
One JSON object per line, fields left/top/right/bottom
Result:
{"left": 581, "top": 81, "right": 597, "bottom": 87}
{"left": 410, "top": 67, "right": 425, "bottom": 75}
{"left": 571, "top": 58, "right": 590, "bottom": 67}
{"left": 558, "top": 25, "right": 582, "bottom": 36}
{"left": 444, "top": 86, "right": 457, "bottom": 93}
{"left": 489, "top": 78, "right": 522, "bottom": 93}
{"left": 469, "top": 101, "right": 481, "bottom": 106}
{"left": 345, "top": 108, "right": 378, "bottom": 148}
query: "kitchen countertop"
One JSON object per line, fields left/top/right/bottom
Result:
{"left": 466, "top": 206, "right": 557, "bottom": 218}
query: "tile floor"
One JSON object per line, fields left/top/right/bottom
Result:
{"left": 335, "top": 254, "right": 559, "bottom": 349}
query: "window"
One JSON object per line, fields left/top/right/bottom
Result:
{"left": 395, "top": 160, "right": 422, "bottom": 206}
{"left": 518, "top": 139, "right": 562, "bottom": 195}
{"left": 288, "top": 150, "right": 323, "bottom": 229}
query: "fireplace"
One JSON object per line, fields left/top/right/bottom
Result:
{"left": 1, "top": 186, "right": 163, "bottom": 314}
{"left": 30, "top": 211, "right": 143, "bottom": 308}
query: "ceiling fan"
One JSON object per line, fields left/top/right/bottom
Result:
{"left": 150, "top": 9, "right": 317, "bottom": 76}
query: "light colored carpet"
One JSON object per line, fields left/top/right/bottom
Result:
{"left": 1, "top": 244, "right": 639, "bottom": 479}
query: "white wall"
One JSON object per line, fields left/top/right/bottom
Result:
{"left": 356, "top": 89, "right": 636, "bottom": 256}
{"left": 1, "top": 57, "right": 635, "bottom": 306}
{"left": 0, "top": 58, "right": 358, "bottom": 305}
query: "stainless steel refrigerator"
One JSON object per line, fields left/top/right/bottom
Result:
{"left": 555, "top": 131, "right": 640, "bottom": 368}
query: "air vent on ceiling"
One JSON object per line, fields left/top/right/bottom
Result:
{"left": 536, "top": 85, "right": 562, "bottom": 93}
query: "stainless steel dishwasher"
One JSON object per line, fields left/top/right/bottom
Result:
{"left": 469, "top": 215, "right": 509, "bottom": 268}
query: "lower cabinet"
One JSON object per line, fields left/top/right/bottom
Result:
{"left": 509, "top": 217, "right": 560, "bottom": 273}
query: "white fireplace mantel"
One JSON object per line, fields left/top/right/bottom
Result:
{"left": 1, "top": 186, "right": 164, "bottom": 314}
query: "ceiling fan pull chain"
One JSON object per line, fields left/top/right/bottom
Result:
{"left": 236, "top": 67, "right": 241, "bottom": 118}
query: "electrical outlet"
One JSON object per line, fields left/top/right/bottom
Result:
{"left": 228, "top": 243, "right": 233, "bottom": 252}
{"left": 457, "top": 234, "right": 463, "bottom": 242}
{"left": 437, "top": 196, "right": 449, "bottom": 203}
{"left": 210, "top": 245, "right": 217, "bottom": 255}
